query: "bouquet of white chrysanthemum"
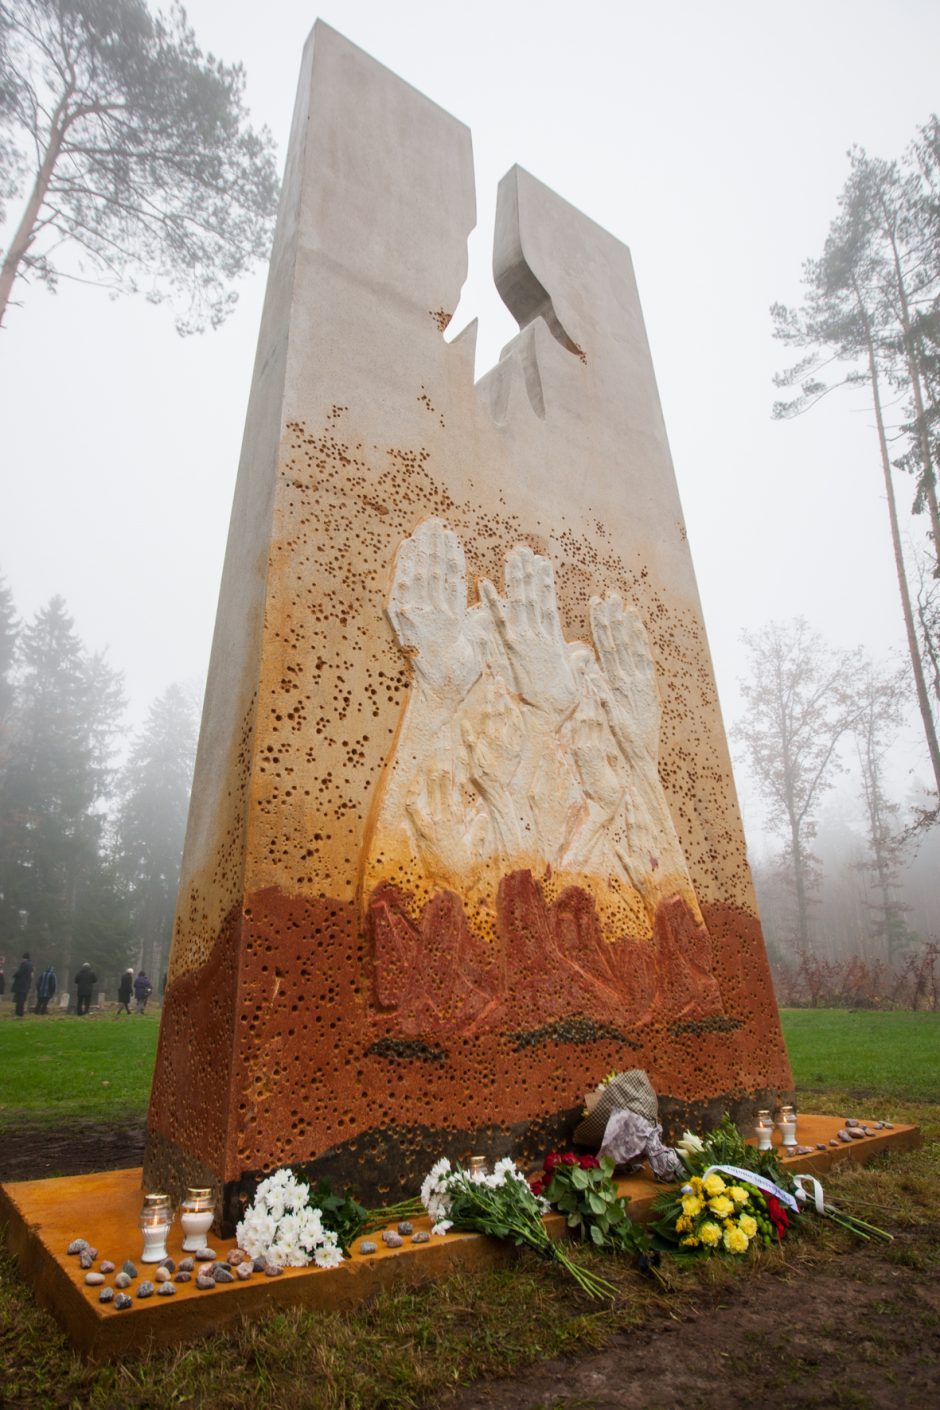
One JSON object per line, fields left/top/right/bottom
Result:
{"left": 420, "top": 1155, "right": 543, "bottom": 1234}
{"left": 419, "top": 1156, "right": 616, "bottom": 1299}
{"left": 236, "top": 1168, "right": 343, "bottom": 1269}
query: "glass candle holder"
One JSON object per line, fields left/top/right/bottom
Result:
{"left": 139, "top": 1193, "right": 172, "bottom": 1263}
{"left": 777, "top": 1104, "right": 798, "bottom": 1150}
{"left": 754, "top": 1109, "right": 773, "bottom": 1151}
{"left": 180, "top": 1187, "right": 215, "bottom": 1250}
{"left": 468, "top": 1155, "right": 488, "bottom": 1180}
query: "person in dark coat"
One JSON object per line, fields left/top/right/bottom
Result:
{"left": 134, "top": 970, "right": 152, "bottom": 1014}
{"left": 35, "top": 964, "right": 57, "bottom": 1014}
{"left": 116, "top": 968, "right": 134, "bottom": 1016}
{"left": 74, "top": 962, "right": 97, "bottom": 1016}
{"left": 0, "top": 960, "right": 6, "bottom": 998}
{"left": 12, "top": 953, "right": 33, "bottom": 1017}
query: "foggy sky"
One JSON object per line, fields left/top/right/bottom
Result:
{"left": 2, "top": 0, "right": 939, "bottom": 848}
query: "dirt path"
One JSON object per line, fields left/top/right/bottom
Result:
{"left": 450, "top": 1228, "right": 940, "bottom": 1410}
{"left": 0, "top": 1120, "right": 145, "bottom": 1183}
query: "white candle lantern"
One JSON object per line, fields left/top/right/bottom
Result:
{"left": 754, "top": 1109, "right": 773, "bottom": 1151}
{"left": 139, "top": 1193, "right": 173, "bottom": 1263}
{"left": 180, "top": 1187, "right": 215, "bottom": 1250}
{"left": 777, "top": 1104, "right": 798, "bottom": 1151}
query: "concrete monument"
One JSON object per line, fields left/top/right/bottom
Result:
{"left": 144, "top": 21, "right": 792, "bottom": 1226}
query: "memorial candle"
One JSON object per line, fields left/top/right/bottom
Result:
{"left": 777, "top": 1105, "right": 798, "bottom": 1151}
{"left": 139, "top": 1193, "right": 172, "bottom": 1263}
{"left": 180, "top": 1188, "right": 215, "bottom": 1250}
{"left": 754, "top": 1109, "right": 773, "bottom": 1151}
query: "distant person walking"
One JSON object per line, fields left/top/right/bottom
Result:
{"left": 0, "top": 959, "right": 6, "bottom": 1000}
{"left": 74, "top": 962, "right": 97, "bottom": 1016}
{"left": 134, "top": 970, "right": 153, "bottom": 1014}
{"left": 116, "top": 968, "right": 134, "bottom": 1015}
{"left": 12, "top": 953, "right": 33, "bottom": 1018}
{"left": 35, "top": 965, "right": 57, "bottom": 1014}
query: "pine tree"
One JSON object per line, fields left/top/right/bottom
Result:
{"left": 114, "top": 682, "right": 196, "bottom": 988}
{"left": 772, "top": 131, "right": 940, "bottom": 801}
{"left": 0, "top": 595, "right": 130, "bottom": 983}
{"left": 0, "top": 0, "right": 279, "bottom": 331}
{"left": 0, "top": 573, "right": 17, "bottom": 774}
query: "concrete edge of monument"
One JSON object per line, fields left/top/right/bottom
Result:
{"left": 0, "top": 1120, "right": 922, "bottom": 1358}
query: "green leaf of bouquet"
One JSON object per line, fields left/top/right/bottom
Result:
{"left": 571, "top": 1167, "right": 590, "bottom": 1190}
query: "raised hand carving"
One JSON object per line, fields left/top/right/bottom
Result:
{"left": 387, "top": 518, "right": 481, "bottom": 703}
{"left": 462, "top": 671, "right": 527, "bottom": 855}
{"left": 559, "top": 650, "right": 628, "bottom": 872}
{"left": 523, "top": 728, "right": 584, "bottom": 864}
{"left": 588, "top": 593, "right": 701, "bottom": 916}
{"left": 589, "top": 593, "right": 660, "bottom": 763}
{"left": 370, "top": 520, "right": 702, "bottom": 928}
{"left": 365, "top": 519, "right": 719, "bottom": 1039}
{"left": 566, "top": 651, "right": 630, "bottom": 819}
{"left": 405, "top": 763, "right": 485, "bottom": 888}
{"left": 480, "top": 546, "right": 578, "bottom": 724}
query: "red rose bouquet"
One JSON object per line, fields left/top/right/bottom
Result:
{"left": 535, "top": 1151, "right": 648, "bottom": 1255}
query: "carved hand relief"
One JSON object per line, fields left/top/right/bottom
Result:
{"left": 365, "top": 518, "right": 721, "bottom": 1034}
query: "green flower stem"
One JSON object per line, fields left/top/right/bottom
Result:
{"left": 443, "top": 1174, "right": 616, "bottom": 1300}
{"left": 825, "top": 1212, "right": 872, "bottom": 1240}
{"left": 552, "top": 1246, "right": 618, "bottom": 1299}
{"left": 821, "top": 1206, "right": 892, "bottom": 1242}
{"left": 361, "top": 1198, "right": 424, "bottom": 1233}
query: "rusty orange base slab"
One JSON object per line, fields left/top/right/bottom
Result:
{"left": 0, "top": 1115, "right": 921, "bottom": 1359}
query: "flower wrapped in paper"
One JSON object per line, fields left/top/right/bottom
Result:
{"left": 574, "top": 1068, "right": 683, "bottom": 1181}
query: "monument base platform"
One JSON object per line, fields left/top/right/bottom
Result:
{"left": 0, "top": 1115, "right": 921, "bottom": 1359}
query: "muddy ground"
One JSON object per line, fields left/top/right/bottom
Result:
{"left": 3, "top": 1126, "right": 938, "bottom": 1409}
{"left": 0, "top": 1120, "right": 146, "bottom": 1183}
{"left": 450, "top": 1228, "right": 940, "bottom": 1410}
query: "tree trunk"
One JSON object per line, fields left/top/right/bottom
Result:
{"left": 915, "top": 583, "right": 940, "bottom": 704}
{"left": 151, "top": 935, "right": 167, "bottom": 1001}
{"left": 0, "top": 96, "right": 71, "bottom": 328}
{"left": 856, "top": 286, "right": 940, "bottom": 797}
{"left": 899, "top": 321, "right": 940, "bottom": 573}
{"left": 61, "top": 866, "right": 77, "bottom": 1002}
{"left": 883, "top": 222, "right": 940, "bottom": 571}
{"left": 858, "top": 714, "right": 902, "bottom": 962}
{"left": 788, "top": 815, "right": 811, "bottom": 950}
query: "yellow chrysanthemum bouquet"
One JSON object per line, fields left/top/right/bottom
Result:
{"left": 651, "top": 1170, "right": 778, "bottom": 1256}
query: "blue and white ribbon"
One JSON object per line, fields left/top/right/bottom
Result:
{"left": 700, "top": 1164, "right": 804, "bottom": 1213}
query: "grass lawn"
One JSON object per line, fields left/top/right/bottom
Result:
{"left": 0, "top": 1010, "right": 161, "bottom": 1129}
{"left": 781, "top": 1008, "right": 940, "bottom": 1103}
